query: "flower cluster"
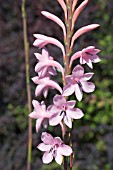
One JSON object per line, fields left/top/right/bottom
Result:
{"left": 30, "top": 0, "right": 101, "bottom": 166}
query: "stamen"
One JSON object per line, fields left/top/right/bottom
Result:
{"left": 85, "top": 52, "right": 93, "bottom": 56}
{"left": 77, "top": 81, "right": 82, "bottom": 88}
{"left": 60, "top": 110, "right": 66, "bottom": 116}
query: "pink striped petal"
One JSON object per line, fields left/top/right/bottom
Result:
{"left": 57, "top": 0, "right": 67, "bottom": 19}
{"left": 33, "top": 34, "right": 65, "bottom": 57}
{"left": 69, "top": 51, "right": 81, "bottom": 69}
{"left": 71, "top": 24, "right": 100, "bottom": 49}
{"left": 41, "top": 11, "right": 66, "bottom": 37}
{"left": 72, "top": 0, "right": 89, "bottom": 30}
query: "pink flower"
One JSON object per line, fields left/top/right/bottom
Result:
{"left": 35, "top": 48, "right": 64, "bottom": 78}
{"left": 37, "top": 132, "right": 73, "bottom": 164}
{"left": 33, "top": 34, "right": 65, "bottom": 57}
{"left": 29, "top": 100, "right": 51, "bottom": 132}
{"left": 32, "top": 76, "right": 62, "bottom": 98}
{"left": 80, "top": 46, "right": 101, "bottom": 68}
{"left": 62, "top": 65, "right": 95, "bottom": 101}
{"left": 48, "top": 95, "right": 84, "bottom": 128}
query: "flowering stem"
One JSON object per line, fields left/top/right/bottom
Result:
{"left": 63, "top": 0, "right": 74, "bottom": 169}
{"left": 22, "top": 1, "right": 32, "bottom": 170}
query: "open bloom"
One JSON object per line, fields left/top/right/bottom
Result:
{"left": 37, "top": 132, "right": 73, "bottom": 164}
{"left": 29, "top": 100, "right": 51, "bottom": 132}
{"left": 48, "top": 95, "right": 84, "bottom": 128}
{"left": 35, "top": 48, "right": 57, "bottom": 78}
{"left": 80, "top": 46, "right": 101, "bottom": 68}
{"left": 62, "top": 65, "right": 95, "bottom": 101}
{"left": 35, "top": 48, "right": 64, "bottom": 78}
{"left": 32, "top": 76, "right": 62, "bottom": 98}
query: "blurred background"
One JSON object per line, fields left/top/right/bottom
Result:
{"left": 0, "top": 0, "right": 113, "bottom": 170}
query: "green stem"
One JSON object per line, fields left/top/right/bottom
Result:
{"left": 22, "top": 1, "right": 32, "bottom": 170}
{"left": 63, "top": 0, "right": 74, "bottom": 170}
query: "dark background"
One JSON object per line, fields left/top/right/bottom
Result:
{"left": 0, "top": 0, "right": 113, "bottom": 170}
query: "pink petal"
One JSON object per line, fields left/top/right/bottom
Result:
{"left": 37, "top": 143, "right": 51, "bottom": 151}
{"left": 65, "top": 75, "right": 72, "bottom": 83}
{"left": 32, "top": 100, "right": 40, "bottom": 109}
{"left": 41, "top": 132, "right": 54, "bottom": 145}
{"left": 42, "top": 151, "right": 53, "bottom": 164}
{"left": 87, "top": 60, "right": 93, "bottom": 69}
{"left": 81, "top": 81, "right": 95, "bottom": 93}
{"left": 71, "top": 24, "right": 100, "bottom": 49}
{"left": 55, "top": 152, "right": 63, "bottom": 165}
{"left": 48, "top": 105, "right": 60, "bottom": 114}
{"left": 33, "top": 39, "right": 47, "bottom": 48}
{"left": 66, "top": 108, "right": 84, "bottom": 119}
{"left": 62, "top": 84, "right": 75, "bottom": 97}
{"left": 35, "top": 84, "right": 45, "bottom": 96}
{"left": 43, "top": 87, "right": 49, "bottom": 98}
{"left": 53, "top": 95, "right": 66, "bottom": 106}
{"left": 72, "top": 64, "right": 84, "bottom": 77}
{"left": 58, "top": 144, "right": 73, "bottom": 156}
{"left": 49, "top": 112, "right": 64, "bottom": 126}
{"left": 35, "top": 62, "right": 46, "bottom": 72}
{"left": 66, "top": 100, "right": 76, "bottom": 108}
{"left": 41, "top": 11, "right": 66, "bottom": 37}
{"left": 36, "top": 118, "right": 43, "bottom": 132}
{"left": 34, "top": 53, "right": 43, "bottom": 61}
{"left": 42, "top": 48, "right": 49, "bottom": 59}
{"left": 53, "top": 137, "right": 62, "bottom": 145}
{"left": 33, "top": 34, "right": 65, "bottom": 57}
{"left": 75, "top": 83, "right": 83, "bottom": 101}
{"left": 29, "top": 111, "right": 39, "bottom": 119}
{"left": 90, "top": 55, "right": 101, "bottom": 63}
{"left": 45, "top": 79, "right": 62, "bottom": 94}
{"left": 57, "top": 0, "right": 67, "bottom": 19}
{"left": 64, "top": 116, "right": 72, "bottom": 128}
{"left": 80, "top": 56, "right": 86, "bottom": 64}
{"left": 72, "top": 0, "right": 89, "bottom": 30}
{"left": 69, "top": 51, "right": 81, "bottom": 69}
{"left": 80, "top": 73, "right": 94, "bottom": 81}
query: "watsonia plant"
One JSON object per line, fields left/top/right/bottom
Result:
{"left": 29, "top": 0, "right": 101, "bottom": 169}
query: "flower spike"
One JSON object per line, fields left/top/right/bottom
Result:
{"left": 70, "top": 24, "right": 100, "bottom": 50}
{"left": 41, "top": 11, "right": 66, "bottom": 38}
{"left": 33, "top": 34, "right": 66, "bottom": 57}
